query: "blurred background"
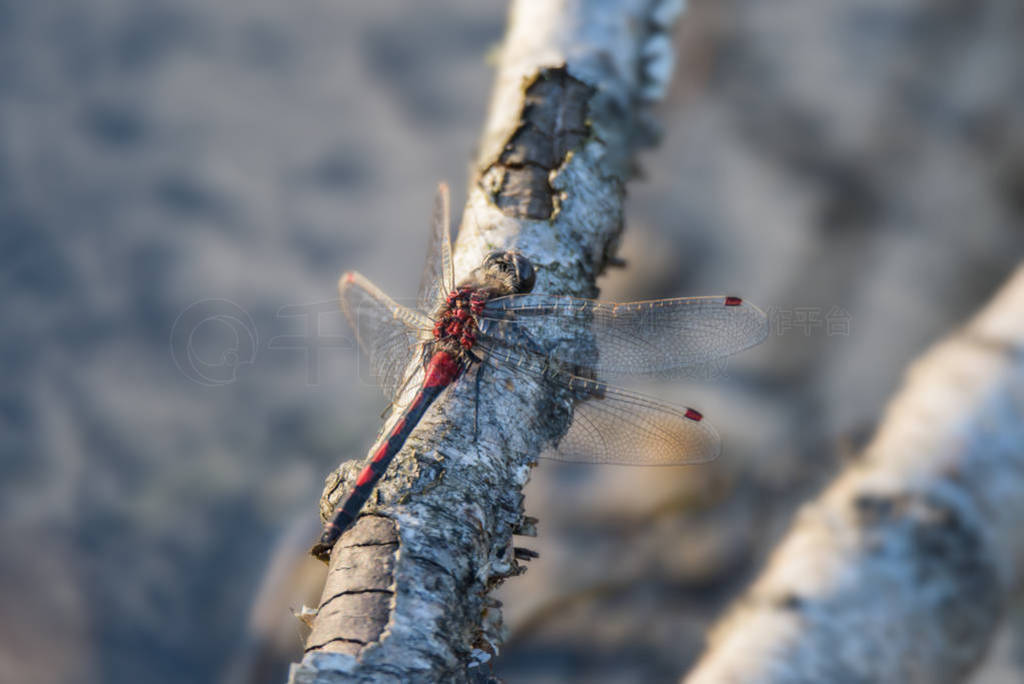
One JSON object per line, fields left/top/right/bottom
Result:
{"left": 3, "top": 0, "right": 1023, "bottom": 682}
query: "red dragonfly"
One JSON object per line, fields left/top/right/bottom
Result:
{"left": 311, "top": 183, "right": 768, "bottom": 560}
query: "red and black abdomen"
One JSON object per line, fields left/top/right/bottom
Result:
{"left": 312, "top": 351, "right": 462, "bottom": 559}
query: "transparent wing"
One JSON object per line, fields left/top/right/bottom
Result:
{"left": 417, "top": 182, "right": 456, "bottom": 314}
{"left": 481, "top": 294, "right": 768, "bottom": 377}
{"left": 480, "top": 344, "right": 720, "bottom": 465}
{"left": 552, "top": 375, "right": 720, "bottom": 465}
{"left": 338, "top": 271, "right": 433, "bottom": 401}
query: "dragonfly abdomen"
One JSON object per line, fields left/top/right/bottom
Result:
{"left": 311, "top": 351, "right": 462, "bottom": 560}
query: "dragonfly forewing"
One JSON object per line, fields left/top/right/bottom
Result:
{"left": 417, "top": 182, "right": 456, "bottom": 315}
{"left": 338, "top": 271, "right": 433, "bottom": 403}
{"left": 480, "top": 294, "right": 768, "bottom": 378}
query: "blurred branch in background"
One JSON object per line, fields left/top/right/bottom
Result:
{"left": 688, "top": 264, "right": 1024, "bottom": 683}
{"left": 290, "top": 0, "right": 687, "bottom": 681}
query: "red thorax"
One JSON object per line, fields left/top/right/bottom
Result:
{"left": 435, "top": 288, "right": 485, "bottom": 350}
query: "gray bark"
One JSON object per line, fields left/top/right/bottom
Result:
{"left": 289, "top": 1, "right": 686, "bottom": 681}
{"left": 686, "top": 264, "right": 1024, "bottom": 684}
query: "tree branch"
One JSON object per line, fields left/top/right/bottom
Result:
{"left": 289, "top": 1, "right": 686, "bottom": 681}
{"left": 686, "top": 264, "right": 1024, "bottom": 684}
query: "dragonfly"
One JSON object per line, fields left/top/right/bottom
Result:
{"left": 311, "top": 183, "right": 768, "bottom": 560}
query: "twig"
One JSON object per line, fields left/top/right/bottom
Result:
{"left": 289, "top": 1, "right": 686, "bottom": 681}
{"left": 687, "top": 264, "right": 1024, "bottom": 684}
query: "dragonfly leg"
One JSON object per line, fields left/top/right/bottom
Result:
{"left": 471, "top": 351, "right": 489, "bottom": 442}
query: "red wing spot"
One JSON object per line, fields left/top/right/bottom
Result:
{"left": 725, "top": 296, "right": 743, "bottom": 307}
{"left": 355, "top": 465, "right": 376, "bottom": 487}
{"left": 684, "top": 408, "right": 703, "bottom": 422}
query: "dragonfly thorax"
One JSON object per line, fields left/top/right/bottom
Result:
{"left": 431, "top": 251, "right": 536, "bottom": 353}
{"left": 434, "top": 288, "right": 485, "bottom": 350}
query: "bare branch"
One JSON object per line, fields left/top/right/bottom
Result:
{"left": 290, "top": 1, "right": 687, "bottom": 681}
{"left": 686, "top": 264, "right": 1024, "bottom": 684}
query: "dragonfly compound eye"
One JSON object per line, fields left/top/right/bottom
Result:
{"left": 509, "top": 252, "right": 536, "bottom": 293}
{"left": 484, "top": 250, "right": 536, "bottom": 294}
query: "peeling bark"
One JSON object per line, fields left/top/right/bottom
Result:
{"left": 289, "top": 0, "right": 686, "bottom": 681}
{"left": 686, "top": 265, "right": 1024, "bottom": 684}
{"left": 480, "top": 66, "right": 595, "bottom": 220}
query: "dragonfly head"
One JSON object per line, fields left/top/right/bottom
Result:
{"left": 482, "top": 250, "right": 536, "bottom": 295}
